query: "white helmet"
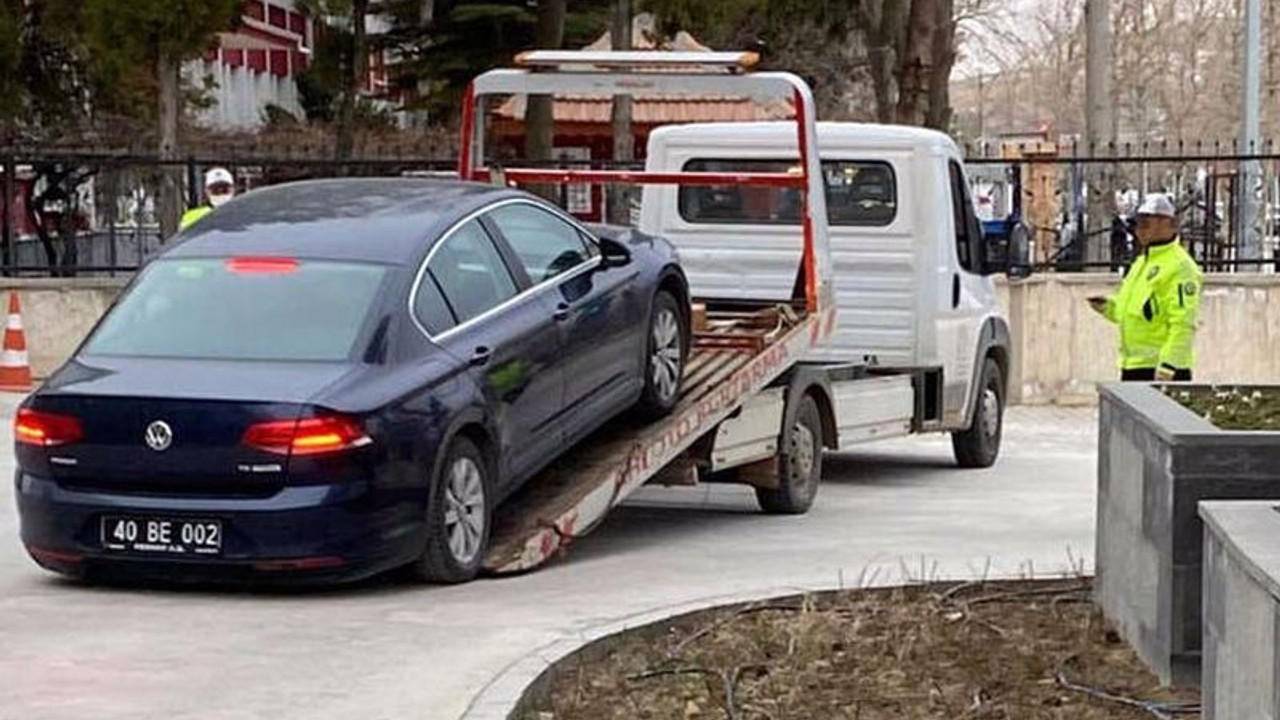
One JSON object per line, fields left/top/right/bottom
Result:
{"left": 204, "top": 167, "right": 235, "bottom": 207}
{"left": 1136, "top": 193, "right": 1176, "bottom": 218}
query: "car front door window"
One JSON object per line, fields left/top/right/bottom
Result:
{"left": 488, "top": 204, "right": 594, "bottom": 284}
{"left": 426, "top": 219, "right": 519, "bottom": 327}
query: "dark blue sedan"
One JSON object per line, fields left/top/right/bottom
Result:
{"left": 15, "top": 179, "right": 690, "bottom": 584}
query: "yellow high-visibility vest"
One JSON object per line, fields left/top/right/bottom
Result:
{"left": 179, "top": 205, "right": 212, "bottom": 230}
{"left": 1097, "top": 237, "right": 1204, "bottom": 370}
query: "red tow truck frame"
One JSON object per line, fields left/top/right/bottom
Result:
{"left": 458, "top": 51, "right": 839, "bottom": 573}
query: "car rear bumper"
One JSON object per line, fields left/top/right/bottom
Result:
{"left": 14, "top": 472, "right": 423, "bottom": 585}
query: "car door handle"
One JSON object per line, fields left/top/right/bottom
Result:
{"left": 951, "top": 273, "right": 961, "bottom": 309}
{"left": 553, "top": 302, "right": 571, "bottom": 322}
{"left": 470, "top": 346, "right": 492, "bottom": 367}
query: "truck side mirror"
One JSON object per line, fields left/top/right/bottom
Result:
{"left": 978, "top": 221, "right": 1006, "bottom": 276}
{"left": 979, "top": 221, "right": 1033, "bottom": 278}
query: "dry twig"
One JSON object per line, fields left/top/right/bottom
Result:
{"left": 666, "top": 603, "right": 805, "bottom": 662}
{"left": 1055, "top": 655, "right": 1200, "bottom": 720}
{"left": 966, "top": 582, "right": 1091, "bottom": 606}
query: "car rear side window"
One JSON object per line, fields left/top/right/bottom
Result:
{"left": 413, "top": 273, "right": 456, "bottom": 336}
{"left": 487, "top": 203, "right": 595, "bottom": 284}
{"left": 85, "top": 258, "right": 388, "bottom": 361}
{"left": 426, "top": 219, "right": 518, "bottom": 326}
{"left": 678, "top": 159, "right": 897, "bottom": 226}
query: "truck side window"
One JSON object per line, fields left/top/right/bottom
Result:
{"left": 948, "top": 161, "right": 982, "bottom": 273}
{"left": 678, "top": 159, "right": 897, "bottom": 227}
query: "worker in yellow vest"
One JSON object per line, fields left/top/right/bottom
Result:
{"left": 179, "top": 167, "right": 236, "bottom": 230}
{"left": 1088, "top": 193, "right": 1204, "bottom": 381}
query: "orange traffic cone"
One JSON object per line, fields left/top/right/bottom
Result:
{"left": 0, "top": 292, "right": 33, "bottom": 392}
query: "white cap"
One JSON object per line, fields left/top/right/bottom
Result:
{"left": 1136, "top": 193, "right": 1176, "bottom": 218}
{"left": 204, "top": 167, "right": 234, "bottom": 188}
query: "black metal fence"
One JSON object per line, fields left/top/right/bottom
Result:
{"left": 963, "top": 140, "right": 1280, "bottom": 274}
{"left": 0, "top": 149, "right": 456, "bottom": 277}
{"left": 3, "top": 143, "right": 1279, "bottom": 277}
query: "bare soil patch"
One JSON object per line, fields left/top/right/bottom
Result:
{"left": 1166, "top": 386, "right": 1280, "bottom": 431}
{"left": 520, "top": 580, "right": 1199, "bottom": 720}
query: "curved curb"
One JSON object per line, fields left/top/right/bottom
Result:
{"left": 457, "top": 559, "right": 1092, "bottom": 720}
{"left": 456, "top": 581, "right": 866, "bottom": 720}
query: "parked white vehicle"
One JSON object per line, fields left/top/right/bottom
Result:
{"left": 640, "top": 121, "right": 1016, "bottom": 466}
{"left": 457, "top": 53, "right": 1024, "bottom": 575}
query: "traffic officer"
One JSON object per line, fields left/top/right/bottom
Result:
{"left": 179, "top": 167, "right": 236, "bottom": 230}
{"left": 1088, "top": 193, "right": 1203, "bottom": 381}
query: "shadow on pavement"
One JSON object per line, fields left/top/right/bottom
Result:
{"left": 28, "top": 562, "right": 429, "bottom": 599}
{"left": 821, "top": 451, "right": 960, "bottom": 487}
{"left": 554, "top": 503, "right": 768, "bottom": 565}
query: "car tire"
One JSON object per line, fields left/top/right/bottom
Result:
{"left": 951, "top": 357, "right": 1004, "bottom": 469}
{"left": 408, "top": 436, "right": 491, "bottom": 583}
{"left": 756, "top": 394, "right": 823, "bottom": 514}
{"left": 635, "top": 290, "right": 687, "bottom": 419}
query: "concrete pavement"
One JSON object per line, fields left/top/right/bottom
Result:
{"left": 1, "top": 404, "right": 1098, "bottom": 720}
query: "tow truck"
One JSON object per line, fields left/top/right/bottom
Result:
{"left": 461, "top": 51, "right": 1017, "bottom": 575}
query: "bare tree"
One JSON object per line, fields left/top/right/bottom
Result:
{"left": 335, "top": 0, "right": 370, "bottom": 162}
{"left": 525, "top": 0, "right": 566, "bottom": 164}
{"left": 950, "top": 0, "right": 1269, "bottom": 144}
{"left": 610, "top": 0, "right": 634, "bottom": 224}
{"left": 855, "top": 0, "right": 908, "bottom": 123}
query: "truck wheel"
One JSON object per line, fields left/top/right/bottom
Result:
{"left": 756, "top": 394, "right": 823, "bottom": 514}
{"left": 952, "top": 358, "right": 1004, "bottom": 468}
{"left": 408, "top": 436, "right": 490, "bottom": 583}
{"left": 635, "top": 290, "right": 687, "bottom": 419}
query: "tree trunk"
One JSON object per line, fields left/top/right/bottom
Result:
{"left": 525, "top": 0, "right": 567, "bottom": 199}
{"left": 895, "top": 0, "right": 937, "bottom": 126}
{"left": 157, "top": 50, "right": 182, "bottom": 240}
{"left": 609, "top": 0, "right": 634, "bottom": 225}
{"left": 858, "top": 0, "right": 905, "bottom": 123}
{"left": 924, "top": 0, "right": 955, "bottom": 130}
{"left": 335, "top": 0, "right": 370, "bottom": 162}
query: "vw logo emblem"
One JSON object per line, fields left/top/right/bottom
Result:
{"left": 144, "top": 421, "right": 174, "bottom": 452}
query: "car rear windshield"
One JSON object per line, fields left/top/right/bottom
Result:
{"left": 678, "top": 159, "right": 898, "bottom": 227}
{"left": 85, "top": 258, "right": 388, "bottom": 361}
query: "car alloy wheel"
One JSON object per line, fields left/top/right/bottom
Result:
{"left": 650, "top": 306, "right": 683, "bottom": 404}
{"left": 443, "top": 456, "right": 486, "bottom": 565}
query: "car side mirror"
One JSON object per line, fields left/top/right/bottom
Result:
{"left": 599, "top": 236, "right": 632, "bottom": 268}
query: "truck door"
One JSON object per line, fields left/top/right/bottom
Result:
{"left": 936, "top": 160, "right": 992, "bottom": 427}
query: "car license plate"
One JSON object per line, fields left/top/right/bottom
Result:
{"left": 101, "top": 516, "right": 223, "bottom": 556}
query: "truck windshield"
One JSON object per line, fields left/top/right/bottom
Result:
{"left": 85, "top": 258, "right": 388, "bottom": 362}
{"left": 678, "top": 159, "right": 897, "bottom": 227}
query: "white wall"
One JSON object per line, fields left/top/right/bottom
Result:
{"left": 187, "top": 60, "right": 304, "bottom": 130}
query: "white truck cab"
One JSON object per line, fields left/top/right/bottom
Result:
{"left": 641, "top": 121, "right": 1015, "bottom": 463}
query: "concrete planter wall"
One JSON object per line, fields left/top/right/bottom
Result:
{"left": 1201, "top": 501, "right": 1280, "bottom": 720}
{"left": 1096, "top": 383, "right": 1280, "bottom": 686}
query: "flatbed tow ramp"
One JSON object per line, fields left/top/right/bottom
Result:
{"left": 458, "top": 51, "right": 839, "bottom": 574}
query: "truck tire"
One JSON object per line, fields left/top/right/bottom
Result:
{"left": 756, "top": 394, "right": 823, "bottom": 514}
{"left": 951, "top": 357, "right": 1004, "bottom": 468}
{"left": 635, "top": 290, "right": 687, "bottom": 419}
{"left": 408, "top": 436, "right": 490, "bottom": 583}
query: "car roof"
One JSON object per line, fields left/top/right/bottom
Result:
{"left": 166, "top": 178, "right": 527, "bottom": 264}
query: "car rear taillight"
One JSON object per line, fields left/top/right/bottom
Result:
{"left": 242, "top": 416, "right": 371, "bottom": 456}
{"left": 15, "top": 408, "right": 84, "bottom": 447}
{"left": 226, "top": 257, "right": 299, "bottom": 274}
